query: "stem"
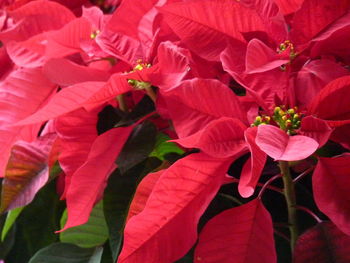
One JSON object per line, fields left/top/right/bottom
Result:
{"left": 279, "top": 161, "right": 298, "bottom": 252}
{"left": 293, "top": 166, "right": 315, "bottom": 183}
{"left": 258, "top": 174, "right": 283, "bottom": 198}
{"left": 145, "top": 86, "right": 157, "bottom": 102}
{"left": 116, "top": 94, "right": 128, "bottom": 112}
{"left": 296, "top": 206, "right": 322, "bottom": 223}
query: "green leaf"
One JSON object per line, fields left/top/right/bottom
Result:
{"left": 116, "top": 121, "right": 157, "bottom": 174}
{"left": 150, "top": 133, "right": 185, "bottom": 161}
{"left": 5, "top": 179, "right": 64, "bottom": 262}
{"left": 1, "top": 206, "right": 24, "bottom": 241}
{"left": 103, "top": 158, "right": 161, "bottom": 262}
{"left": 28, "top": 243, "right": 102, "bottom": 263}
{"left": 60, "top": 201, "right": 108, "bottom": 248}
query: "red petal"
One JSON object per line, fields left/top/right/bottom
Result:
{"left": 43, "top": 58, "right": 110, "bottom": 86}
{"left": 45, "top": 17, "right": 92, "bottom": 59}
{"left": 126, "top": 170, "right": 163, "bottom": 222}
{"left": 194, "top": 199, "right": 276, "bottom": 263}
{"left": 0, "top": 0, "right": 74, "bottom": 43}
{"left": 245, "top": 38, "right": 289, "bottom": 74}
{"left": 118, "top": 153, "right": 231, "bottom": 263}
{"left": 160, "top": 0, "right": 265, "bottom": 61}
{"left": 0, "top": 68, "right": 56, "bottom": 177}
{"left": 313, "top": 154, "right": 350, "bottom": 236}
{"left": 255, "top": 125, "right": 319, "bottom": 161}
{"left": 290, "top": 0, "right": 350, "bottom": 45}
{"left": 61, "top": 126, "right": 134, "bottom": 231}
{"left": 173, "top": 117, "right": 247, "bottom": 159}
{"left": 0, "top": 133, "right": 56, "bottom": 213}
{"left": 55, "top": 108, "right": 99, "bottom": 199}
{"left": 299, "top": 116, "right": 332, "bottom": 147}
{"left": 15, "top": 81, "right": 105, "bottom": 126}
{"left": 239, "top": 127, "right": 267, "bottom": 198}
{"left": 294, "top": 59, "right": 349, "bottom": 109}
{"left": 308, "top": 76, "right": 350, "bottom": 121}
{"left": 165, "top": 78, "right": 246, "bottom": 138}
{"left": 294, "top": 221, "right": 350, "bottom": 263}
{"left": 274, "top": 0, "right": 304, "bottom": 15}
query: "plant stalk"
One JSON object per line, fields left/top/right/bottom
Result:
{"left": 279, "top": 160, "right": 298, "bottom": 252}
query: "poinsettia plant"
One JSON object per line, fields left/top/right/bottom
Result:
{"left": 0, "top": 0, "right": 350, "bottom": 262}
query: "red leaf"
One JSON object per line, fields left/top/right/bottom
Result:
{"left": 255, "top": 125, "right": 319, "bottom": 161}
{"left": 153, "top": 41, "right": 192, "bottom": 91}
{"left": 6, "top": 34, "right": 46, "bottom": 68}
{"left": 194, "top": 199, "right": 276, "bottom": 263}
{"left": 61, "top": 126, "right": 134, "bottom": 231}
{"left": 43, "top": 58, "right": 110, "bottom": 86}
{"left": 0, "top": 0, "right": 75, "bottom": 43}
{"left": 172, "top": 117, "right": 247, "bottom": 159}
{"left": 160, "top": 0, "right": 265, "bottom": 60}
{"left": 0, "top": 134, "right": 56, "bottom": 213}
{"left": 294, "top": 59, "right": 349, "bottom": 109}
{"left": 274, "top": 0, "right": 304, "bottom": 15}
{"left": 245, "top": 38, "right": 289, "bottom": 74}
{"left": 55, "top": 108, "right": 99, "bottom": 199}
{"left": 239, "top": 127, "right": 267, "bottom": 198}
{"left": 294, "top": 221, "right": 350, "bottom": 263}
{"left": 299, "top": 116, "right": 332, "bottom": 147}
{"left": 308, "top": 76, "right": 350, "bottom": 121}
{"left": 15, "top": 81, "right": 105, "bottom": 126}
{"left": 118, "top": 153, "right": 231, "bottom": 263}
{"left": 45, "top": 17, "right": 92, "bottom": 59}
{"left": 0, "top": 68, "right": 56, "bottom": 178}
{"left": 290, "top": 0, "right": 350, "bottom": 45}
{"left": 165, "top": 78, "right": 246, "bottom": 137}
{"left": 313, "top": 154, "right": 350, "bottom": 236}
{"left": 126, "top": 170, "right": 163, "bottom": 222}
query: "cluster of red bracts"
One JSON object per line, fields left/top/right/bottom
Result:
{"left": 1, "top": 0, "right": 350, "bottom": 262}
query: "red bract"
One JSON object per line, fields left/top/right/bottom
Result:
{"left": 313, "top": 154, "right": 350, "bottom": 236}
{"left": 60, "top": 126, "right": 134, "bottom": 231}
{"left": 194, "top": 199, "right": 276, "bottom": 263}
{"left": 118, "top": 153, "right": 232, "bottom": 263}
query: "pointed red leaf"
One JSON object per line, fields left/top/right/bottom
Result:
{"left": 313, "top": 154, "right": 350, "bottom": 236}
{"left": 0, "top": 68, "right": 56, "bottom": 178}
{"left": 45, "top": 17, "right": 92, "bottom": 59}
{"left": 256, "top": 125, "right": 319, "bottom": 161}
{"left": 118, "top": 153, "right": 231, "bottom": 263}
{"left": 6, "top": 33, "right": 46, "bottom": 68}
{"left": 0, "top": 134, "right": 56, "bottom": 213}
{"left": 245, "top": 38, "right": 289, "bottom": 74}
{"left": 61, "top": 126, "right": 134, "bottom": 231}
{"left": 194, "top": 199, "right": 276, "bottom": 263}
{"left": 239, "top": 127, "right": 267, "bottom": 198}
{"left": 290, "top": 0, "right": 350, "bottom": 45}
{"left": 308, "top": 76, "right": 350, "bottom": 121}
{"left": 165, "top": 78, "right": 246, "bottom": 137}
{"left": 126, "top": 170, "right": 163, "bottom": 222}
{"left": 274, "top": 0, "right": 304, "bottom": 15}
{"left": 294, "top": 59, "right": 349, "bottom": 109}
{"left": 96, "top": 29, "right": 143, "bottom": 64}
{"left": 153, "top": 41, "right": 192, "bottom": 91}
{"left": 294, "top": 221, "right": 350, "bottom": 263}
{"left": 299, "top": 116, "right": 332, "bottom": 147}
{"left": 15, "top": 81, "right": 105, "bottom": 126}
{"left": 0, "top": 0, "right": 75, "bottom": 43}
{"left": 55, "top": 108, "right": 99, "bottom": 199}
{"left": 160, "top": 0, "right": 265, "bottom": 60}
{"left": 173, "top": 117, "right": 247, "bottom": 158}
{"left": 43, "top": 58, "right": 110, "bottom": 86}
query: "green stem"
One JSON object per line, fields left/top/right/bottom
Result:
{"left": 116, "top": 94, "right": 128, "bottom": 112}
{"left": 279, "top": 160, "right": 298, "bottom": 252}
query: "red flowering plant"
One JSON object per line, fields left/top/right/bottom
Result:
{"left": 0, "top": 0, "right": 350, "bottom": 262}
